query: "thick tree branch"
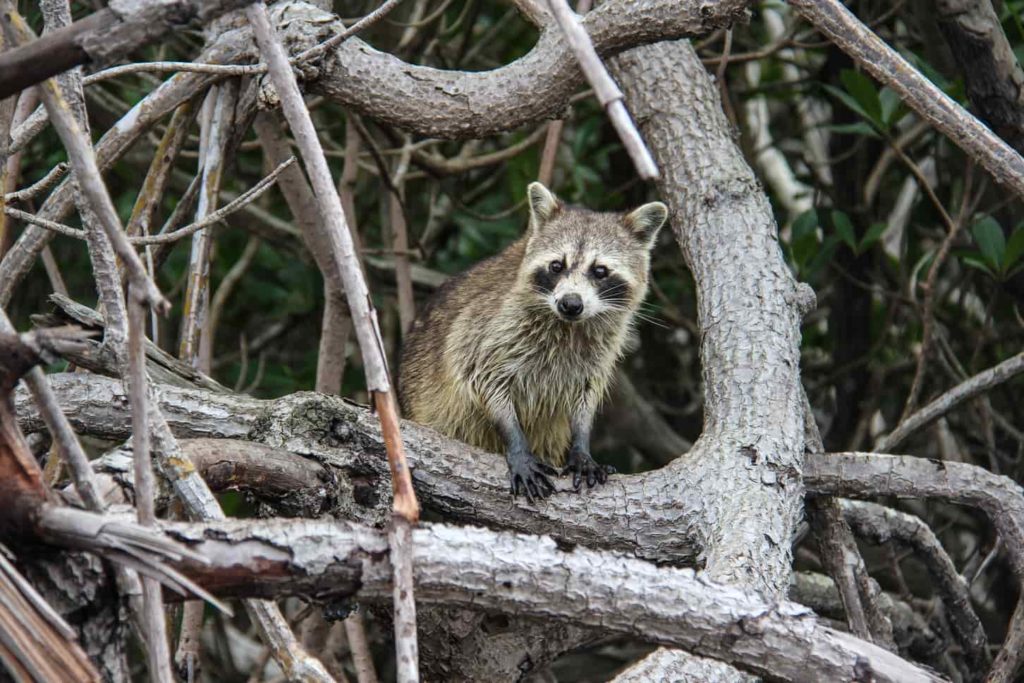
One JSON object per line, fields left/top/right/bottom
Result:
{"left": 30, "top": 508, "right": 946, "bottom": 683}
{"left": 309, "top": 0, "right": 752, "bottom": 138}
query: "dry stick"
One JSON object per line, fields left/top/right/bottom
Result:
{"left": 345, "top": 611, "right": 379, "bottom": 683}
{"left": 876, "top": 349, "right": 1024, "bottom": 452}
{"left": 175, "top": 82, "right": 234, "bottom": 678}
{"left": 244, "top": 6, "right": 420, "bottom": 682}
{"left": 536, "top": 0, "right": 590, "bottom": 186}
{"left": 125, "top": 102, "right": 196, "bottom": 241}
{"left": 789, "top": 0, "right": 1024, "bottom": 200}
{"left": 0, "top": 3, "right": 168, "bottom": 314}
{"left": 128, "top": 289, "right": 174, "bottom": 683}
{"left": 180, "top": 81, "right": 238, "bottom": 374}
{"left": 545, "top": 0, "right": 657, "bottom": 180}
{"left": 537, "top": 120, "right": 564, "bottom": 186}
{"left": 175, "top": 603, "right": 204, "bottom": 683}
{"left": 4, "top": 161, "right": 67, "bottom": 203}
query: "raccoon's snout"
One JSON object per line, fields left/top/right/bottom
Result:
{"left": 557, "top": 293, "right": 584, "bottom": 320}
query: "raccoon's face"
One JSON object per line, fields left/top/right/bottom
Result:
{"left": 521, "top": 183, "right": 668, "bottom": 324}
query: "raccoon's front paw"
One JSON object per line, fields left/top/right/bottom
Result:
{"left": 562, "top": 449, "right": 615, "bottom": 491}
{"left": 507, "top": 451, "right": 558, "bottom": 502}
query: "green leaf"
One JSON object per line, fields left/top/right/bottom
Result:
{"left": 840, "top": 69, "right": 882, "bottom": 125}
{"left": 826, "top": 121, "right": 882, "bottom": 139}
{"left": 823, "top": 85, "right": 877, "bottom": 127}
{"left": 791, "top": 208, "right": 818, "bottom": 243}
{"left": 860, "top": 222, "right": 888, "bottom": 253}
{"left": 972, "top": 216, "right": 1006, "bottom": 270}
{"left": 830, "top": 210, "right": 857, "bottom": 251}
{"left": 961, "top": 253, "right": 996, "bottom": 276}
{"left": 791, "top": 232, "right": 818, "bottom": 271}
{"left": 1003, "top": 227, "right": 1024, "bottom": 272}
{"left": 805, "top": 235, "right": 841, "bottom": 280}
{"left": 879, "top": 88, "right": 906, "bottom": 128}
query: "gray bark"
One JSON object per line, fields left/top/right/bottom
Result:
{"left": 32, "top": 507, "right": 945, "bottom": 683}
{"left": 604, "top": 36, "right": 813, "bottom": 681}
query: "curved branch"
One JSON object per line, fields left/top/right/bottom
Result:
{"left": 308, "top": 0, "right": 752, "bottom": 138}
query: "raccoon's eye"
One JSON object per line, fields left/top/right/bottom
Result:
{"left": 591, "top": 265, "right": 609, "bottom": 279}
{"left": 549, "top": 260, "right": 564, "bottom": 273}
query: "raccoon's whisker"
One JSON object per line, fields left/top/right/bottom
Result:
{"left": 631, "top": 311, "right": 671, "bottom": 329}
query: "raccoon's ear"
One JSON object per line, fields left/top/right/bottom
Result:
{"left": 625, "top": 202, "right": 669, "bottom": 248}
{"left": 527, "top": 182, "right": 561, "bottom": 231}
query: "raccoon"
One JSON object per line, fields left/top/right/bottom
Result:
{"left": 399, "top": 182, "right": 668, "bottom": 500}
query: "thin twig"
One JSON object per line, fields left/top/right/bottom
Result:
{"left": 390, "top": 138, "right": 416, "bottom": 335}
{"left": 4, "top": 162, "right": 68, "bottom": 203}
{"left": 293, "top": 0, "right": 405, "bottom": 66}
{"left": 2, "top": 158, "right": 294, "bottom": 246}
{"left": 545, "top": 0, "right": 658, "bottom": 179}
{"left": 897, "top": 159, "right": 974, "bottom": 422}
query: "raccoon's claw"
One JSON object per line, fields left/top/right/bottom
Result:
{"left": 563, "top": 449, "right": 614, "bottom": 491}
{"left": 507, "top": 452, "right": 557, "bottom": 502}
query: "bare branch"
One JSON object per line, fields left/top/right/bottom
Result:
{"left": 127, "top": 290, "right": 174, "bottom": 683}
{"left": 876, "top": 350, "right": 1024, "bottom": 452}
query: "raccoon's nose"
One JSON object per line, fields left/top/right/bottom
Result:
{"left": 557, "top": 294, "right": 584, "bottom": 318}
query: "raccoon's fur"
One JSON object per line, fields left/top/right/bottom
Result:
{"left": 399, "top": 182, "right": 668, "bottom": 499}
